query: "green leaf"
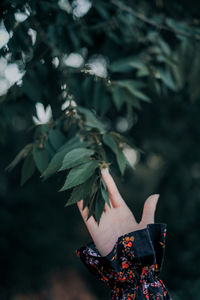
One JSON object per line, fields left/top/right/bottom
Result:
{"left": 127, "top": 87, "right": 150, "bottom": 102}
{"left": 78, "top": 106, "right": 106, "bottom": 133}
{"left": 103, "top": 134, "right": 126, "bottom": 175}
{"left": 21, "top": 153, "right": 36, "bottom": 186}
{"left": 116, "top": 148, "right": 127, "bottom": 175}
{"left": 33, "top": 143, "right": 50, "bottom": 173}
{"left": 115, "top": 80, "right": 151, "bottom": 102}
{"left": 83, "top": 176, "right": 98, "bottom": 209}
{"left": 48, "top": 129, "right": 66, "bottom": 151}
{"left": 65, "top": 175, "right": 97, "bottom": 207}
{"left": 124, "top": 90, "right": 142, "bottom": 110}
{"left": 94, "top": 2, "right": 110, "bottom": 19}
{"left": 157, "top": 68, "right": 177, "bottom": 91}
{"left": 43, "top": 140, "right": 55, "bottom": 159}
{"left": 94, "top": 192, "right": 105, "bottom": 225}
{"left": 41, "top": 136, "right": 85, "bottom": 180}
{"left": 86, "top": 177, "right": 99, "bottom": 221}
{"left": 111, "top": 86, "right": 124, "bottom": 111}
{"left": 101, "top": 178, "right": 111, "bottom": 207}
{"left": 158, "top": 38, "right": 171, "bottom": 55}
{"left": 136, "top": 67, "right": 149, "bottom": 77}
{"left": 110, "top": 56, "right": 145, "bottom": 73}
{"left": 41, "top": 124, "right": 50, "bottom": 135}
{"left": 99, "top": 93, "right": 111, "bottom": 117}
{"left": 59, "top": 160, "right": 99, "bottom": 191}
{"left": 86, "top": 192, "right": 97, "bottom": 221}
{"left": 59, "top": 148, "right": 94, "bottom": 171}
{"left": 103, "top": 133, "right": 118, "bottom": 154}
{"left": 6, "top": 144, "right": 33, "bottom": 172}
{"left": 110, "top": 132, "right": 138, "bottom": 150}
{"left": 58, "top": 136, "right": 84, "bottom": 152}
{"left": 171, "top": 58, "right": 183, "bottom": 90}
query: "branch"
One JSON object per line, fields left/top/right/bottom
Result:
{"left": 111, "top": 0, "right": 200, "bottom": 40}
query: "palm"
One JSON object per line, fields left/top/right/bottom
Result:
{"left": 77, "top": 168, "right": 159, "bottom": 256}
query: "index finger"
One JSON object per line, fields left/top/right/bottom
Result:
{"left": 101, "top": 168, "right": 125, "bottom": 208}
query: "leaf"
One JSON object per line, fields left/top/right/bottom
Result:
{"left": 110, "top": 131, "right": 138, "bottom": 150}
{"left": 116, "top": 149, "right": 127, "bottom": 175}
{"left": 171, "top": 58, "right": 184, "bottom": 90}
{"left": 103, "top": 134, "right": 126, "bottom": 175}
{"left": 83, "top": 176, "right": 98, "bottom": 209}
{"left": 101, "top": 178, "right": 111, "bottom": 207}
{"left": 158, "top": 38, "right": 171, "bottom": 55}
{"left": 41, "top": 149, "right": 66, "bottom": 180}
{"left": 99, "top": 93, "right": 111, "bottom": 117}
{"left": 136, "top": 67, "right": 149, "bottom": 77}
{"left": 65, "top": 175, "right": 97, "bottom": 207}
{"left": 21, "top": 153, "right": 36, "bottom": 186}
{"left": 86, "top": 192, "right": 97, "bottom": 221}
{"left": 94, "top": 192, "right": 105, "bottom": 225}
{"left": 94, "top": 2, "right": 110, "bottom": 19}
{"left": 103, "top": 133, "right": 118, "bottom": 154}
{"left": 43, "top": 140, "right": 55, "bottom": 159}
{"left": 115, "top": 80, "right": 151, "bottom": 102}
{"left": 6, "top": 144, "right": 33, "bottom": 172}
{"left": 41, "top": 136, "right": 85, "bottom": 180}
{"left": 109, "top": 56, "right": 146, "bottom": 73}
{"left": 48, "top": 129, "right": 66, "bottom": 151}
{"left": 59, "top": 148, "right": 94, "bottom": 171}
{"left": 59, "top": 160, "right": 99, "bottom": 191}
{"left": 127, "top": 87, "right": 150, "bottom": 103}
{"left": 157, "top": 68, "right": 177, "bottom": 91}
{"left": 124, "top": 90, "right": 142, "bottom": 110}
{"left": 41, "top": 124, "right": 50, "bottom": 135}
{"left": 85, "top": 177, "right": 99, "bottom": 221}
{"left": 33, "top": 143, "right": 50, "bottom": 173}
{"left": 111, "top": 86, "right": 124, "bottom": 111}
{"left": 78, "top": 106, "right": 106, "bottom": 133}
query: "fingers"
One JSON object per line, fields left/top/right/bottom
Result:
{"left": 101, "top": 168, "right": 125, "bottom": 208}
{"left": 140, "top": 194, "right": 160, "bottom": 226}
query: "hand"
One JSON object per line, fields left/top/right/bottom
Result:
{"left": 77, "top": 168, "right": 160, "bottom": 257}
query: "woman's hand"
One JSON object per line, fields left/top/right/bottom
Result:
{"left": 77, "top": 168, "right": 159, "bottom": 257}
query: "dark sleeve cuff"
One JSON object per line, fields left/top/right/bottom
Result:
{"left": 75, "top": 223, "right": 172, "bottom": 299}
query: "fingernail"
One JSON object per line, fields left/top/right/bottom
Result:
{"left": 101, "top": 168, "right": 109, "bottom": 174}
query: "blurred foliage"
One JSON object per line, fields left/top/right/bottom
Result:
{"left": 1, "top": 0, "right": 200, "bottom": 299}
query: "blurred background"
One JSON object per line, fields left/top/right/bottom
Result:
{"left": 1, "top": 0, "right": 200, "bottom": 299}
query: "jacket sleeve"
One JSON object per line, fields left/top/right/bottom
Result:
{"left": 75, "top": 223, "right": 172, "bottom": 300}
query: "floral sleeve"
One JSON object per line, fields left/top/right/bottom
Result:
{"left": 75, "top": 223, "right": 172, "bottom": 300}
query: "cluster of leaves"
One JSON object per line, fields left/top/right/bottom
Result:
{"left": 1, "top": 0, "right": 200, "bottom": 227}
{"left": 6, "top": 105, "right": 132, "bottom": 224}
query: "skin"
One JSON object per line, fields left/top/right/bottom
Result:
{"left": 77, "top": 168, "right": 160, "bottom": 257}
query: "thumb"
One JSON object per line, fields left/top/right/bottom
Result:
{"left": 140, "top": 194, "right": 160, "bottom": 226}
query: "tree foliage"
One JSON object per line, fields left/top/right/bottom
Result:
{"left": 1, "top": 0, "right": 200, "bottom": 298}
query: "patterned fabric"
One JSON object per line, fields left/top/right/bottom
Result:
{"left": 76, "top": 223, "right": 172, "bottom": 299}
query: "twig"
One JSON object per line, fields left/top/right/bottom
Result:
{"left": 111, "top": 0, "right": 200, "bottom": 40}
